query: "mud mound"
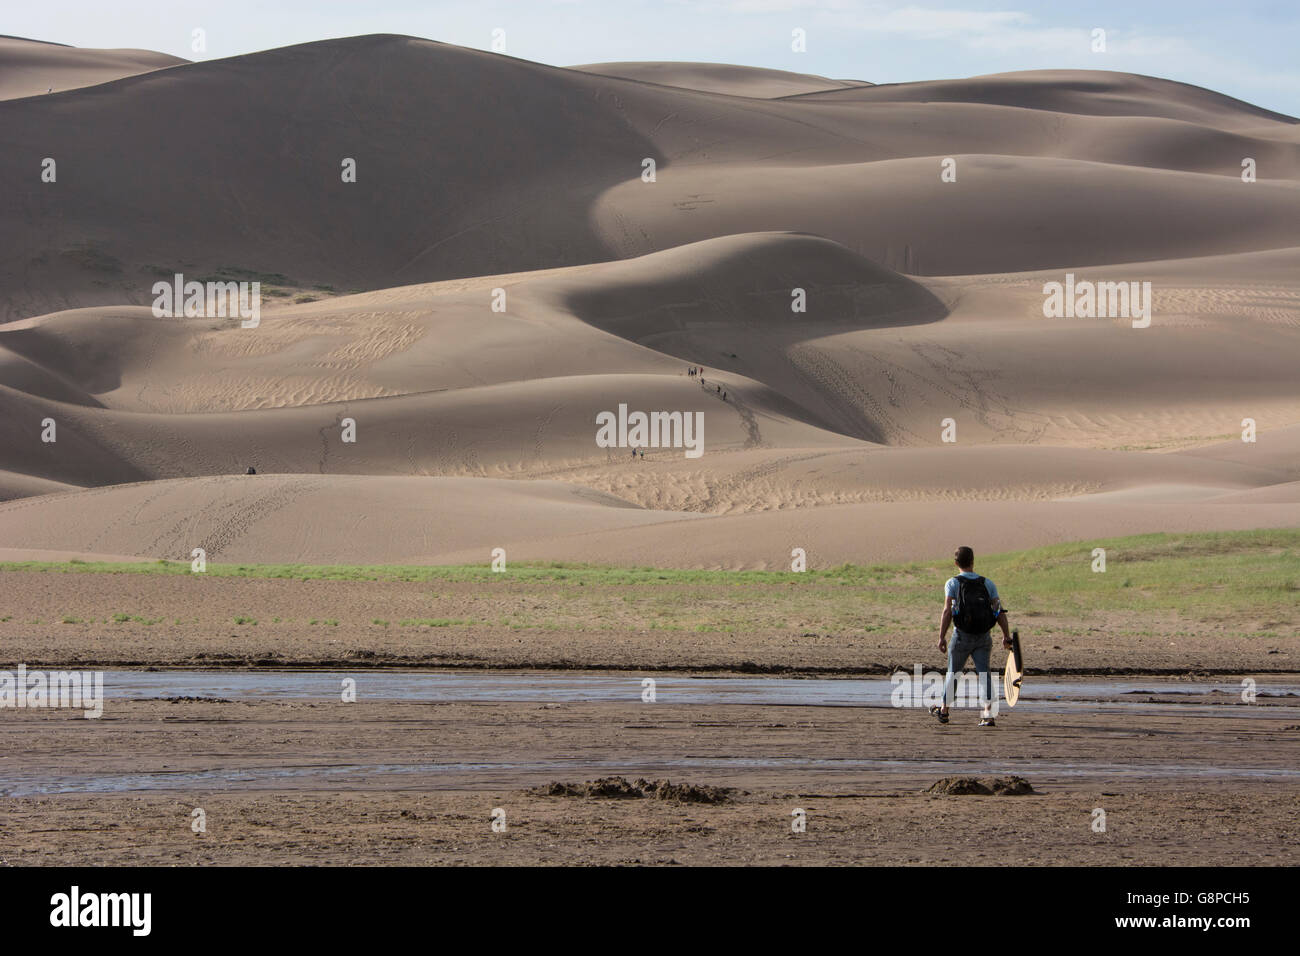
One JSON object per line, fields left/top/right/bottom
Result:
{"left": 925, "top": 775, "right": 1035, "bottom": 796}
{"left": 539, "top": 777, "right": 642, "bottom": 799}
{"left": 536, "top": 776, "right": 734, "bottom": 803}
{"left": 637, "top": 778, "right": 736, "bottom": 804}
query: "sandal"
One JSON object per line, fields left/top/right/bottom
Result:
{"left": 929, "top": 705, "right": 949, "bottom": 724}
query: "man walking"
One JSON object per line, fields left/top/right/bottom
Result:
{"left": 931, "top": 546, "right": 1012, "bottom": 726}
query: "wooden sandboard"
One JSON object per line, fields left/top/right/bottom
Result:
{"left": 1003, "top": 630, "right": 1024, "bottom": 707}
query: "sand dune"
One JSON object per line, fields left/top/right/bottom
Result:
{"left": 435, "top": 499, "right": 1300, "bottom": 570}
{"left": 0, "top": 432, "right": 1292, "bottom": 565}
{"left": 569, "top": 61, "right": 872, "bottom": 98}
{"left": 1, "top": 230, "right": 1297, "bottom": 535}
{"left": 5, "top": 36, "right": 1299, "bottom": 321}
{"left": 0, "top": 474, "right": 696, "bottom": 565}
{"left": 591, "top": 156, "right": 1300, "bottom": 275}
{"left": 0, "top": 35, "right": 1295, "bottom": 567}
{"left": 0, "top": 367, "right": 865, "bottom": 491}
{"left": 793, "top": 70, "right": 1300, "bottom": 130}
{"left": 0, "top": 469, "right": 1292, "bottom": 568}
{"left": 1173, "top": 423, "right": 1300, "bottom": 478}
{"left": 0, "top": 233, "right": 940, "bottom": 416}
{"left": 0, "top": 36, "right": 185, "bottom": 100}
{"left": 1204, "top": 481, "right": 1300, "bottom": 504}
{"left": 6, "top": 234, "right": 1295, "bottom": 464}
{"left": 0, "top": 468, "right": 82, "bottom": 501}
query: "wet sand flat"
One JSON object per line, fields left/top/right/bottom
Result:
{"left": 2, "top": 695, "right": 1296, "bottom": 865}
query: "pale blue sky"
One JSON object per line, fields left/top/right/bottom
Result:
{"left": 11, "top": 0, "right": 1300, "bottom": 117}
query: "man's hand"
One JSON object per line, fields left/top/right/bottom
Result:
{"left": 1002, "top": 636, "right": 1013, "bottom": 649}
{"left": 938, "top": 637, "right": 947, "bottom": 653}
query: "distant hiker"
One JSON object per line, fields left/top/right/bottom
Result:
{"left": 722, "top": 390, "right": 727, "bottom": 401}
{"left": 639, "top": 448, "right": 645, "bottom": 459}
{"left": 631, "top": 447, "right": 637, "bottom": 460}
{"left": 716, "top": 384, "right": 721, "bottom": 394}
{"left": 245, "top": 466, "right": 257, "bottom": 475}
{"left": 931, "top": 546, "right": 1012, "bottom": 727}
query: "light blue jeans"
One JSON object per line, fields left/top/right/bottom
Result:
{"left": 943, "top": 629, "right": 993, "bottom": 712}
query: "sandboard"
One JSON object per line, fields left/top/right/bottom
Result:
{"left": 1003, "top": 630, "right": 1024, "bottom": 707}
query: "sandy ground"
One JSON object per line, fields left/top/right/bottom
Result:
{"left": 2, "top": 696, "right": 1296, "bottom": 865}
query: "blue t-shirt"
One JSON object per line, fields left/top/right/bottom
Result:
{"left": 946, "top": 572, "right": 1001, "bottom": 633}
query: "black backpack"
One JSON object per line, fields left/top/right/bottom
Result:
{"left": 953, "top": 575, "right": 996, "bottom": 634}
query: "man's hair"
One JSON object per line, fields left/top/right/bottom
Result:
{"left": 954, "top": 546, "right": 975, "bottom": 569}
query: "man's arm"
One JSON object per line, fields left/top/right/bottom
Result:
{"left": 992, "top": 593, "right": 1012, "bottom": 645}
{"left": 997, "top": 608, "right": 1011, "bottom": 645}
{"left": 987, "top": 582, "right": 1012, "bottom": 646}
{"left": 938, "top": 594, "right": 953, "bottom": 651}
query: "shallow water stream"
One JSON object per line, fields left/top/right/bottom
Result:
{"left": 3, "top": 670, "right": 1296, "bottom": 795}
